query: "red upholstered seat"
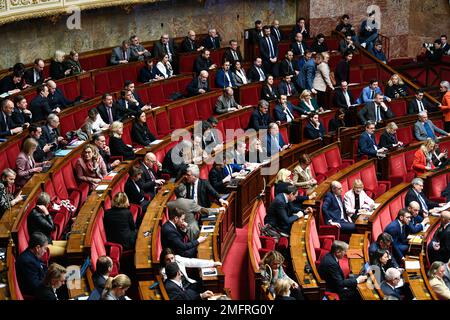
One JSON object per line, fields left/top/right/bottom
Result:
{"left": 176, "top": 77, "right": 193, "bottom": 95}
{"left": 121, "top": 125, "right": 133, "bottom": 145}
{"left": 121, "top": 65, "right": 138, "bottom": 84}
{"left": 73, "top": 108, "right": 90, "bottom": 129}
{"left": 17, "top": 195, "right": 38, "bottom": 254}
{"left": 9, "top": 253, "right": 24, "bottom": 300}
{"left": 182, "top": 101, "right": 199, "bottom": 126}
{"left": 162, "top": 81, "right": 179, "bottom": 100}
{"left": 60, "top": 79, "right": 80, "bottom": 101}
{"left": 389, "top": 100, "right": 407, "bottom": 116}
{"left": 179, "top": 53, "right": 198, "bottom": 73}
{"left": 325, "top": 146, "right": 354, "bottom": 171}
{"left": 362, "top": 67, "right": 378, "bottom": 82}
{"left": 239, "top": 83, "right": 262, "bottom": 106}
{"left": 169, "top": 106, "right": 186, "bottom": 130}
{"left": 311, "top": 153, "right": 329, "bottom": 181}
{"left": 79, "top": 76, "right": 95, "bottom": 100}
{"left": 107, "top": 69, "right": 125, "bottom": 92}
{"left": 94, "top": 72, "right": 110, "bottom": 95}
{"left": 196, "top": 97, "right": 214, "bottom": 120}
{"left": 349, "top": 68, "right": 362, "bottom": 84}
{"left": 59, "top": 114, "right": 76, "bottom": 135}
{"left": 147, "top": 85, "right": 166, "bottom": 106}
{"left": 0, "top": 153, "right": 8, "bottom": 172}
{"left": 154, "top": 111, "right": 171, "bottom": 137}
{"left": 279, "top": 127, "right": 289, "bottom": 145}
{"left": 309, "top": 217, "right": 335, "bottom": 269}
{"left": 429, "top": 174, "right": 448, "bottom": 203}
{"left": 6, "top": 144, "right": 20, "bottom": 169}
{"left": 360, "top": 164, "right": 390, "bottom": 198}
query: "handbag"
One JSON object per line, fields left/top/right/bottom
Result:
{"left": 259, "top": 223, "right": 289, "bottom": 243}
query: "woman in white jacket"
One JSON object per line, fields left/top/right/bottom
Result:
{"left": 343, "top": 179, "right": 375, "bottom": 218}
{"left": 156, "top": 54, "right": 173, "bottom": 78}
{"left": 313, "top": 52, "right": 334, "bottom": 109}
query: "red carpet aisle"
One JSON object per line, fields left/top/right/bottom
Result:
{"left": 223, "top": 226, "right": 249, "bottom": 300}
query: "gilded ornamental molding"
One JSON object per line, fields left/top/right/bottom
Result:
{"left": 0, "top": 0, "right": 166, "bottom": 25}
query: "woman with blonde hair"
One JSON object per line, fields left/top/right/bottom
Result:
{"left": 292, "top": 154, "right": 317, "bottom": 194}
{"left": 412, "top": 138, "right": 435, "bottom": 175}
{"left": 101, "top": 274, "right": 132, "bottom": 300}
{"left": 343, "top": 179, "right": 375, "bottom": 217}
{"left": 313, "top": 52, "right": 334, "bottom": 109}
{"left": 35, "top": 263, "right": 67, "bottom": 300}
{"left": 298, "top": 89, "right": 323, "bottom": 114}
{"left": 0, "top": 168, "right": 23, "bottom": 218}
{"left": 428, "top": 261, "right": 450, "bottom": 300}
{"left": 16, "top": 138, "right": 50, "bottom": 189}
{"left": 109, "top": 121, "right": 135, "bottom": 160}
{"left": 385, "top": 74, "right": 408, "bottom": 99}
{"left": 50, "top": 50, "right": 71, "bottom": 80}
{"left": 274, "top": 279, "right": 295, "bottom": 300}
{"left": 75, "top": 144, "right": 108, "bottom": 191}
{"left": 379, "top": 122, "right": 403, "bottom": 150}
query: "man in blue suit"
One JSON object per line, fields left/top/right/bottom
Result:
{"left": 264, "top": 122, "right": 289, "bottom": 157}
{"left": 384, "top": 209, "right": 413, "bottom": 262}
{"left": 380, "top": 268, "right": 402, "bottom": 300}
{"left": 322, "top": 181, "right": 357, "bottom": 233}
{"left": 274, "top": 95, "right": 301, "bottom": 123}
{"left": 215, "top": 60, "right": 235, "bottom": 89}
{"left": 356, "top": 79, "right": 392, "bottom": 104}
{"left": 369, "top": 232, "right": 399, "bottom": 268}
{"left": 297, "top": 50, "right": 315, "bottom": 90}
{"left": 15, "top": 232, "right": 49, "bottom": 296}
{"left": 357, "top": 120, "right": 387, "bottom": 158}
{"left": 406, "top": 201, "right": 430, "bottom": 234}
{"left": 259, "top": 25, "right": 279, "bottom": 75}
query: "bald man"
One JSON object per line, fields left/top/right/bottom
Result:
{"left": 322, "top": 181, "right": 356, "bottom": 233}
{"left": 139, "top": 152, "right": 165, "bottom": 196}
{"left": 47, "top": 80, "right": 74, "bottom": 110}
{"left": 181, "top": 30, "right": 204, "bottom": 53}
{"left": 407, "top": 201, "right": 430, "bottom": 233}
{"left": 187, "top": 70, "right": 210, "bottom": 97}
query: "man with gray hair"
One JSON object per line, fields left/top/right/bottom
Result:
{"left": 40, "top": 113, "right": 67, "bottom": 150}
{"left": 162, "top": 139, "right": 193, "bottom": 179}
{"left": 322, "top": 181, "right": 356, "bottom": 233}
{"left": 187, "top": 70, "right": 210, "bottom": 97}
{"left": 167, "top": 184, "right": 225, "bottom": 240}
{"left": 380, "top": 267, "right": 402, "bottom": 299}
{"left": 440, "top": 81, "right": 450, "bottom": 132}
{"left": 318, "top": 240, "right": 367, "bottom": 300}
{"left": 248, "top": 99, "right": 278, "bottom": 130}
{"left": 203, "top": 28, "right": 221, "bottom": 50}
{"left": 47, "top": 80, "right": 74, "bottom": 111}
{"left": 428, "top": 211, "right": 450, "bottom": 265}
{"left": 414, "top": 110, "right": 449, "bottom": 141}
{"left": 183, "top": 164, "right": 228, "bottom": 208}
{"left": 405, "top": 177, "right": 439, "bottom": 216}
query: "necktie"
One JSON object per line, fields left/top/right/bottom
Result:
{"left": 273, "top": 136, "right": 280, "bottom": 151}
{"left": 417, "top": 192, "right": 429, "bottom": 212}
{"left": 148, "top": 167, "right": 155, "bottom": 180}
{"left": 123, "top": 50, "right": 127, "bottom": 60}
{"left": 370, "top": 90, "right": 375, "bottom": 100}
{"left": 165, "top": 44, "right": 172, "bottom": 60}
{"left": 299, "top": 43, "right": 303, "bottom": 55}
{"left": 418, "top": 100, "right": 424, "bottom": 112}
{"left": 190, "top": 40, "right": 193, "bottom": 51}
{"left": 369, "top": 133, "right": 378, "bottom": 151}
{"left": 275, "top": 28, "right": 280, "bottom": 41}
{"left": 344, "top": 90, "right": 351, "bottom": 106}
{"left": 375, "top": 105, "right": 381, "bottom": 122}
{"left": 107, "top": 107, "right": 113, "bottom": 124}
{"left": 423, "top": 122, "right": 436, "bottom": 140}
{"left": 3, "top": 113, "right": 8, "bottom": 131}
{"left": 284, "top": 106, "right": 294, "bottom": 122}
{"left": 288, "top": 61, "right": 293, "bottom": 73}
{"left": 336, "top": 196, "right": 345, "bottom": 220}
{"left": 400, "top": 225, "right": 405, "bottom": 239}
{"left": 267, "top": 37, "right": 275, "bottom": 58}
{"left": 287, "top": 83, "right": 292, "bottom": 96}
{"left": 258, "top": 67, "right": 265, "bottom": 81}
{"left": 225, "top": 72, "right": 231, "bottom": 86}
{"left": 232, "top": 50, "right": 238, "bottom": 61}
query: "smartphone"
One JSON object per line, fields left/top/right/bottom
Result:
{"left": 149, "top": 281, "right": 159, "bottom": 290}
{"left": 22, "top": 195, "right": 28, "bottom": 200}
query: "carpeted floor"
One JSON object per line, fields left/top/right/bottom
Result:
{"left": 222, "top": 226, "right": 249, "bottom": 300}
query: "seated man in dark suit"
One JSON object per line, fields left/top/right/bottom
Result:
{"left": 183, "top": 164, "right": 228, "bottom": 208}
{"left": 187, "top": 70, "right": 210, "bottom": 97}
{"left": 247, "top": 57, "right": 266, "bottom": 83}
{"left": 214, "top": 87, "right": 242, "bottom": 114}
{"left": 92, "top": 133, "right": 121, "bottom": 171}
{"left": 223, "top": 40, "right": 243, "bottom": 65}
{"left": 334, "top": 81, "right": 355, "bottom": 109}
{"left": 124, "top": 80, "right": 152, "bottom": 112}
{"left": 357, "top": 120, "right": 388, "bottom": 159}
{"left": 208, "top": 159, "right": 241, "bottom": 195}
{"left": 278, "top": 75, "right": 298, "bottom": 97}
{"left": 384, "top": 209, "right": 414, "bottom": 262}
{"left": 15, "top": 232, "right": 49, "bottom": 296}
{"left": 264, "top": 184, "right": 306, "bottom": 236}
{"left": 164, "top": 262, "right": 213, "bottom": 300}
{"left": 408, "top": 89, "right": 438, "bottom": 114}
{"left": 30, "top": 85, "right": 59, "bottom": 123}
{"left": 318, "top": 240, "right": 367, "bottom": 300}
{"left": 290, "top": 32, "right": 308, "bottom": 57}
{"left": 279, "top": 50, "right": 299, "bottom": 79}
{"left": 152, "top": 34, "right": 177, "bottom": 66}
{"left": 110, "top": 40, "right": 131, "bottom": 65}
{"left": 369, "top": 232, "right": 399, "bottom": 268}
{"left": 322, "top": 181, "right": 357, "bottom": 233}
{"left": 428, "top": 211, "right": 450, "bottom": 264}
{"left": 23, "top": 58, "right": 45, "bottom": 86}
{"left": 358, "top": 93, "right": 394, "bottom": 125}
{"left": 124, "top": 166, "right": 151, "bottom": 216}
{"left": 274, "top": 95, "right": 300, "bottom": 123}
{"left": 88, "top": 256, "right": 113, "bottom": 300}
{"left": 407, "top": 201, "right": 430, "bottom": 234}
{"left": 47, "top": 80, "right": 74, "bottom": 111}
{"left": 193, "top": 49, "right": 217, "bottom": 75}
{"left": 380, "top": 268, "right": 402, "bottom": 300}
{"left": 129, "top": 35, "right": 151, "bottom": 62}
{"left": 117, "top": 89, "right": 140, "bottom": 118}
{"left": 203, "top": 28, "right": 221, "bottom": 50}
{"left": 12, "top": 95, "right": 32, "bottom": 126}
{"left": 139, "top": 152, "right": 165, "bottom": 198}
{"left": 404, "top": 177, "right": 440, "bottom": 216}
{"left": 180, "top": 30, "right": 204, "bottom": 53}
{"left": 0, "top": 98, "right": 23, "bottom": 137}
{"left": 27, "top": 125, "right": 51, "bottom": 162}
{"left": 161, "top": 207, "right": 208, "bottom": 258}
{"left": 247, "top": 99, "right": 275, "bottom": 130}
{"left": 264, "top": 122, "right": 289, "bottom": 157}
{"left": 215, "top": 60, "right": 235, "bottom": 89}
{"left": 96, "top": 93, "right": 123, "bottom": 125}
{"left": 40, "top": 113, "right": 68, "bottom": 150}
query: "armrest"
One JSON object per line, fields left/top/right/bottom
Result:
{"left": 378, "top": 180, "right": 391, "bottom": 189}
{"left": 259, "top": 236, "right": 276, "bottom": 251}
{"left": 315, "top": 173, "right": 327, "bottom": 184}
{"left": 105, "top": 242, "right": 123, "bottom": 257}
{"left": 341, "top": 159, "right": 354, "bottom": 166}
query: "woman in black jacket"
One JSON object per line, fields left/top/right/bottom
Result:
{"left": 109, "top": 121, "right": 135, "bottom": 160}
{"left": 328, "top": 108, "right": 346, "bottom": 134}
{"left": 50, "top": 50, "right": 71, "bottom": 80}
{"left": 103, "top": 192, "right": 136, "bottom": 251}
{"left": 260, "top": 75, "right": 279, "bottom": 102}
{"left": 379, "top": 122, "right": 403, "bottom": 150}
{"left": 131, "top": 111, "right": 156, "bottom": 147}
{"left": 27, "top": 192, "right": 66, "bottom": 256}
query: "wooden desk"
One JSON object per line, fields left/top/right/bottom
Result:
{"left": 138, "top": 280, "right": 163, "bottom": 300}
{"left": 404, "top": 254, "right": 437, "bottom": 300}
{"left": 291, "top": 216, "right": 323, "bottom": 299}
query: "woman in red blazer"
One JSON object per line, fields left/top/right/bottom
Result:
{"left": 412, "top": 138, "right": 435, "bottom": 175}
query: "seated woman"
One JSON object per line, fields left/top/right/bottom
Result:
{"left": 304, "top": 112, "right": 325, "bottom": 140}
{"left": 259, "top": 251, "right": 304, "bottom": 300}
{"left": 27, "top": 192, "right": 66, "bottom": 257}
{"left": 260, "top": 75, "right": 279, "bottom": 102}
{"left": 64, "top": 50, "right": 84, "bottom": 76}
{"left": 131, "top": 111, "right": 155, "bottom": 147}
{"left": 412, "top": 138, "right": 435, "bottom": 175}
{"left": 16, "top": 138, "right": 50, "bottom": 189}
{"left": 343, "top": 179, "right": 375, "bottom": 218}
{"left": 109, "top": 121, "right": 135, "bottom": 160}
{"left": 35, "top": 263, "right": 67, "bottom": 300}
{"left": 292, "top": 154, "right": 317, "bottom": 195}
{"left": 274, "top": 168, "right": 316, "bottom": 202}
{"left": 101, "top": 274, "right": 131, "bottom": 300}
{"left": 231, "top": 61, "right": 249, "bottom": 86}
{"left": 370, "top": 249, "right": 401, "bottom": 283}
{"left": 298, "top": 89, "right": 323, "bottom": 115}
{"left": 75, "top": 144, "right": 108, "bottom": 191}
{"left": 428, "top": 261, "right": 450, "bottom": 300}
{"left": 85, "top": 108, "right": 109, "bottom": 135}
{"left": 385, "top": 74, "right": 408, "bottom": 99}
{"left": 103, "top": 192, "right": 137, "bottom": 251}
{"left": 138, "top": 57, "right": 164, "bottom": 83}
{"left": 124, "top": 166, "right": 150, "bottom": 215}
{"left": 0, "top": 168, "right": 23, "bottom": 219}
{"left": 156, "top": 54, "right": 174, "bottom": 79}
{"left": 50, "top": 50, "right": 71, "bottom": 80}
{"left": 328, "top": 108, "right": 346, "bottom": 134}
{"left": 379, "top": 122, "right": 404, "bottom": 150}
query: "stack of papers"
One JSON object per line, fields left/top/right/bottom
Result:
{"left": 149, "top": 140, "right": 164, "bottom": 145}
{"left": 200, "top": 225, "right": 215, "bottom": 233}
{"left": 405, "top": 260, "right": 420, "bottom": 270}
{"left": 103, "top": 172, "right": 118, "bottom": 181}
{"left": 202, "top": 267, "right": 218, "bottom": 277}
{"left": 95, "top": 184, "right": 108, "bottom": 191}
{"left": 55, "top": 149, "right": 73, "bottom": 157}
